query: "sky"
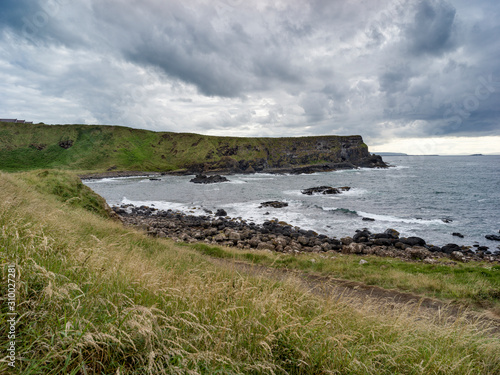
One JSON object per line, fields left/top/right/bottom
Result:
{"left": 1, "top": 0, "right": 499, "bottom": 154}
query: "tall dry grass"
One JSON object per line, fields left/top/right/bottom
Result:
{"left": 0, "top": 170, "right": 499, "bottom": 374}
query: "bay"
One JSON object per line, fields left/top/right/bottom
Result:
{"left": 84, "top": 155, "right": 500, "bottom": 248}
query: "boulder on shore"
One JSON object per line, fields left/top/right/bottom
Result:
{"left": 190, "top": 174, "right": 229, "bottom": 184}
{"left": 215, "top": 209, "right": 228, "bottom": 217}
{"left": 113, "top": 203, "right": 500, "bottom": 263}
{"left": 399, "top": 236, "right": 426, "bottom": 247}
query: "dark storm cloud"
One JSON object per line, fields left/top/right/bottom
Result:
{"left": 0, "top": 0, "right": 499, "bottom": 143}
{"left": 0, "top": 0, "right": 87, "bottom": 47}
{"left": 88, "top": 0, "right": 306, "bottom": 97}
{"left": 405, "top": 0, "right": 458, "bottom": 56}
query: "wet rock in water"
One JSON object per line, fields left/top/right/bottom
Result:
{"left": 149, "top": 178, "right": 161, "bottom": 181}
{"left": 442, "top": 218, "right": 453, "bottom": 223}
{"left": 485, "top": 234, "right": 500, "bottom": 241}
{"left": 452, "top": 232, "right": 464, "bottom": 238}
{"left": 301, "top": 186, "right": 350, "bottom": 195}
{"left": 362, "top": 217, "right": 375, "bottom": 221}
{"left": 190, "top": 174, "right": 229, "bottom": 184}
{"left": 215, "top": 209, "right": 227, "bottom": 217}
{"left": 259, "top": 201, "right": 289, "bottom": 208}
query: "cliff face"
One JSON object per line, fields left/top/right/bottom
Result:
{"left": 0, "top": 123, "right": 385, "bottom": 173}
{"left": 188, "top": 135, "right": 382, "bottom": 173}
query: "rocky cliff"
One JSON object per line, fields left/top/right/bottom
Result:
{"left": 0, "top": 122, "right": 386, "bottom": 173}
{"left": 186, "top": 135, "right": 386, "bottom": 174}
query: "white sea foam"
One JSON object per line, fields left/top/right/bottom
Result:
{"left": 337, "top": 188, "right": 367, "bottom": 197}
{"left": 319, "top": 206, "right": 444, "bottom": 225}
{"left": 391, "top": 165, "right": 410, "bottom": 170}
{"left": 84, "top": 176, "right": 142, "bottom": 183}
{"left": 120, "top": 198, "right": 207, "bottom": 216}
{"left": 283, "top": 190, "right": 304, "bottom": 196}
{"left": 219, "top": 200, "right": 317, "bottom": 230}
{"left": 238, "top": 174, "right": 278, "bottom": 180}
{"left": 356, "top": 210, "right": 444, "bottom": 225}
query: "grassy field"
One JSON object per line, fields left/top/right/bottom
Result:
{"left": 186, "top": 243, "right": 500, "bottom": 314}
{"left": 0, "top": 123, "right": 365, "bottom": 173}
{"left": 1, "top": 170, "right": 499, "bottom": 374}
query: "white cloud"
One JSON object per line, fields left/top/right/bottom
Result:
{"left": 370, "top": 136, "right": 500, "bottom": 155}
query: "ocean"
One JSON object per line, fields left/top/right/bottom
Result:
{"left": 84, "top": 155, "right": 500, "bottom": 249}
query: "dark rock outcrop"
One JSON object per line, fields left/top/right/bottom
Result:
{"left": 301, "top": 186, "right": 351, "bottom": 195}
{"left": 353, "top": 229, "right": 372, "bottom": 243}
{"left": 58, "top": 139, "right": 74, "bottom": 149}
{"left": 399, "top": 237, "right": 426, "bottom": 247}
{"left": 190, "top": 174, "right": 229, "bottom": 184}
{"left": 486, "top": 234, "right": 500, "bottom": 241}
{"left": 441, "top": 243, "right": 462, "bottom": 254}
{"left": 259, "top": 201, "right": 289, "bottom": 209}
{"left": 215, "top": 209, "right": 227, "bottom": 217}
{"left": 357, "top": 154, "right": 387, "bottom": 168}
{"left": 184, "top": 135, "right": 387, "bottom": 175}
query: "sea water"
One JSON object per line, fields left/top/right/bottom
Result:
{"left": 84, "top": 155, "right": 500, "bottom": 248}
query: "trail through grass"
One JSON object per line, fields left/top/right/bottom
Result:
{"left": 187, "top": 243, "right": 500, "bottom": 314}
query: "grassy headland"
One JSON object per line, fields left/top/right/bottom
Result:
{"left": 0, "top": 122, "right": 372, "bottom": 173}
{"left": 1, "top": 170, "right": 499, "bottom": 374}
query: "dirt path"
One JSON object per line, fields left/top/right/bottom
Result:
{"left": 210, "top": 258, "right": 500, "bottom": 336}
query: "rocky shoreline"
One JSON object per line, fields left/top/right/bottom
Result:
{"left": 79, "top": 154, "right": 388, "bottom": 180}
{"left": 113, "top": 204, "right": 500, "bottom": 264}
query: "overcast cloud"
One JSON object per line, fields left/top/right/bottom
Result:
{"left": 1, "top": 0, "right": 499, "bottom": 153}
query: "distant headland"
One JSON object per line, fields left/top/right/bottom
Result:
{"left": 0, "top": 122, "right": 387, "bottom": 175}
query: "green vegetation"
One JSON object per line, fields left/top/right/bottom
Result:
{"left": 1, "top": 170, "right": 499, "bottom": 374}
{"left": 15, "top": 169, "right": 113, "bottom": 218}
{"left": 0, "top": 122, "right": 366, "bottom": 173}
{"left": 187, "top": 243, "right": 500, "bottom": 313}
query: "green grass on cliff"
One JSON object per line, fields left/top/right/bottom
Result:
{"left": 1, "top": 170, "right": 499, "bottom": 374}
{"left": 0, "top": 122, "right": 364, "bottom": 173}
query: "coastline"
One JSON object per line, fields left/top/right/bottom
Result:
{"left": 114, "top": 204, "right": 500, "bottom": 264}
{"left": 78, "top": 154, "right": 388, "bottom": 180}
{"left": 78, "top": 170, "right": 163, "bottom": 180}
